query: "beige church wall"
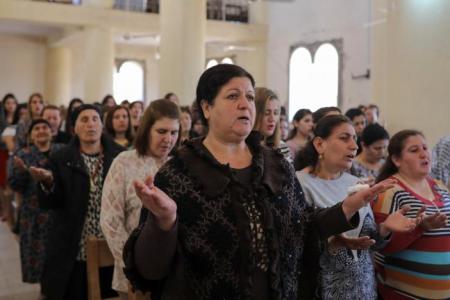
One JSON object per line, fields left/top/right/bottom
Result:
{"left": 66, "top": 39, "right": 85, "bottom": 102}
{"left": 0, "top": 34, "right": 47, "bottom": 103}
{"left": 205, "top": 42, "right": 267, "bottom": 89}
{"left": 265, "top": 0, "right": 372, "bottom": 114}
{"left": 57, "top": 40, "right": 159, "bottom": 106}
{"left": 372, "top": 0, "right": 450, "bottom": 147}
{"left": 235, "top": 43, "right": 267, "bottom": 88}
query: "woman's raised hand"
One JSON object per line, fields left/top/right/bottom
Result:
{"left": 329, "top": 234, "right": 375, "bottom": 252}
{"left": 134, "top": 176, "right": 177, "bottom": 231}
{"left": 342, "top": 179, "right": 396, "bottom": 220}
{"left": 418, "top": 207, "right": 447, "bottom": 231}
{"left": 13, "top": 156, "right": 28, "bottom": 172}
{"left": 379, "top": 205, "right": 417, "bottom": 237}
{"left": 29, "top": 166, "right": 54, "bottom": 187}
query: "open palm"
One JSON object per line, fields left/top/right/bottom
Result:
{"left": 134, "top": 176, "right": 177, "bottom": 231}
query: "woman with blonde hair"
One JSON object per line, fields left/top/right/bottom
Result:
{"left": 253, "top": 87, "right": 291, "bottom": 161}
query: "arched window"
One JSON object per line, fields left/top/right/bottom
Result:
{"left": 113, "top": 60, "right": 144, "bottom": 102}
{"left": 289, "top": 42, "right": 340, "bottom": 120}
{"left": 289, "top": 47, "right": 313, "bottom": 120}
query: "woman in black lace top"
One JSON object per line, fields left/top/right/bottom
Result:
{"left": 124, "top": 64, "right": 394, "bottom": 300}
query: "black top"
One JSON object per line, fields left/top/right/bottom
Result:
{"left": 52, "top": 130, "right": 71, "bottom": 144}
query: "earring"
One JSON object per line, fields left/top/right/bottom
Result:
{"left": 319, "top": 153, "right": 324, "bottom": 160}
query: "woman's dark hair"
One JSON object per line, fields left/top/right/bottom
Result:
{"left": 1, "top": 93, "right": 18, "bottom": 126}
{"left": 357, "top": 104, "right": 367, "bottom": 112}
{"left": 130, "top": 101, "right": 144, "bottom": 110}
{"left": 312, "top": 106, "right": 341, "bottom": 124}
{"left": 253, "top": 87, "right": 281, "bottom": 148}
{"left": 102, "top": 94, "right": 116, "bottom": 107}
{"left": 180, "top": 106, "right": 191, "bottom": 115}
{"left": 345, "top": 108, "right": 365, "bottom": 121}
{"left": 376, "top": 130, "right": 424, "bottom": 183}
{"left": 368, "top": 104, "right": 380, "bottom": 117}
{"left": 294, "top": 114, "right": 351, "bottom": 171}
{"left": 2, "top": 93, "right": 18, "bottom": 109}
{"left": 360, "top": 123, "right": 389, "bottom": 147}
{"left": 65, "top": 98, "right": 83, "bottom": 135}
{"left": 164, "top": 93, "right": 176, "bottom": 100}
{"left": 12, "top": 103, "right": 28, "bottom": 125}
{"left": 287, "top": 108, "right": 312, "bottom": 140}
{"left": 104, "top": 105, "right": 134, "bottom": 144}
{"left": 280, "top": 105, "right": 286, "bottom": 117}
{"left": 135, "top": 99, "right": 181, "bottom": 156}
{"left": 195, "top": 64, "right": 255, "bottom": 125}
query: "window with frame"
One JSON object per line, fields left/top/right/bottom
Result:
{"left": 289, "top": 41, "right": 341, "bottom": 120}
{"left": 113, "top": 60, "right": 145, "bottom": 102}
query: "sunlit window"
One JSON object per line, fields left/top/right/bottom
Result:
{"left": 289, "top": 43, "right": 339, "bottom": 120}
{"left": 113, "top": 60, "right": 144, "bottom": 102}
{"left": 206, "top": 59, "right": 219, "bottom": 69}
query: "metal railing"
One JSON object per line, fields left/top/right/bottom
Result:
{"left": 31, "top": 0, "right": 248, "bottom": 22}
{"left": 207, "top": 0, "right": 249, "bottom": 23}
{"left": 115, "top": 0, "right": 248, "bottom": 22}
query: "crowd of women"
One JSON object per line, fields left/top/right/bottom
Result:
{"left": 0, "top": 64, "right": 449, "bottom": 300}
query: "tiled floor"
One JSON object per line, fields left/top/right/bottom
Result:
{"left": 0, "top": 222, "right": 40, "bottom": 300}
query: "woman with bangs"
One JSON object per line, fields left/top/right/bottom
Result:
{"left": 101, "top": 99, "right": 180, "bottom": 299}
{"left": 286, "top": 108, "right": 313, "bottom": 158}
{"left": 295, "top": 115, "right": 418, "bottom": 300}
{"left": 104, "top": 105, "right": 134, "bottom": 149}
{"left": 350, "top": 123, "right": 389, "bottom": 184}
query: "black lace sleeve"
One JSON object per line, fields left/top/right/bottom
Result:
{"left": 122, "top": 222, "right": 165, "bottom": 297}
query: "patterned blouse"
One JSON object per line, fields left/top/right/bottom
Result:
{"left": 77, "top": 152, "right": 104, "bottom": 261}
{"left": 432, "top": 135, "right": 450, "bottom": 187}
{"left": 297, "top": 171, "right": 385, "bottom": 300}
{"left": 100, "top": 150, "right": 167, "bottom": 292}
{"left": 233, "top": 166, "right": 269, "bottom": 272}
{"left": 350, "top": 159, "right": 384, "bottom": 180}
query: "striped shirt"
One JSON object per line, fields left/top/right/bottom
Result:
{"left": 372, "top": 176, "right": 450, "bottom": 299}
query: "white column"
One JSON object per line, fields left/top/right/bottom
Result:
{"left": 159, "top": 0, "right": 206, "bottom": 106}
{"left": 45, "top": 46, "right": 71, "bottom": 106}
{"left": 249, "top": 1, "right": 267, "bottom": 24}
{"left": 83, "top": 26, "right": 114, "bottom": 103}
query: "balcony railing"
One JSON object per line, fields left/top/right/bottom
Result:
{"left": 115, "top": 0, "right": 159, "bottom": 13}
{"left": 207, "top": 0, "right": 249, "bottom": 23}
{"left": 31, "top": 0, "right": 248, "bottom": 22}
{"left": 115, "top": 0, "right": 248, "bottom": 22}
